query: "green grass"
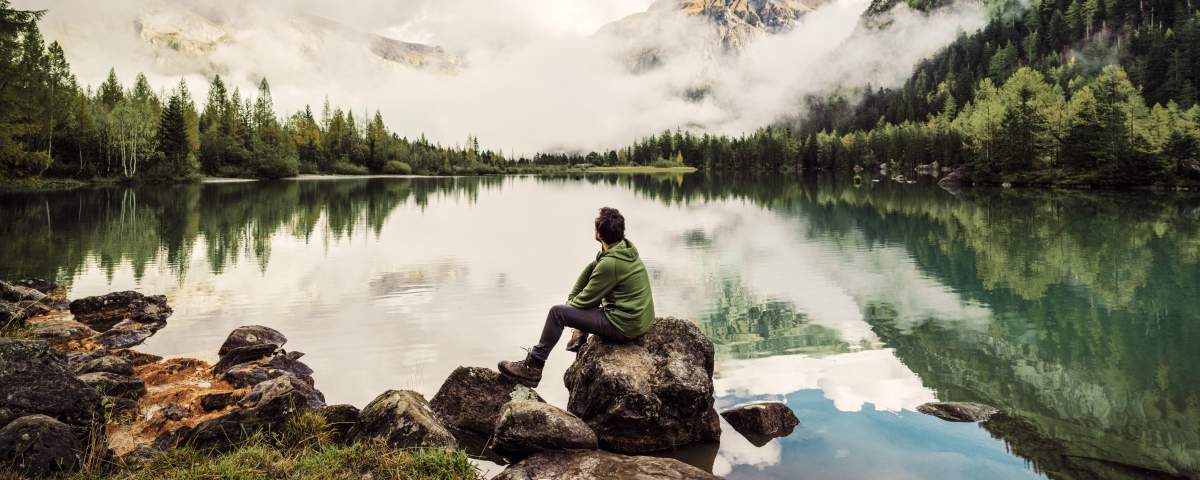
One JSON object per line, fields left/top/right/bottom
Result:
{"left": 0, "top": 412, "right": 482, "bottom": 480}
{"left": 587, "top": 165, "right": 698, "bottom": 174}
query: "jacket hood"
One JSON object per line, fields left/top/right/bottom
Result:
{"left": 599, "top": 239, "right": 640, "bottom": 262}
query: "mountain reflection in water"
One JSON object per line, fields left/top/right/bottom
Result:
{"left": 1, "top": 174, "right": 1197, "bottom": 479}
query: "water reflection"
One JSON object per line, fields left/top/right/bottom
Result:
{"left": 2, "top": 175, "right": 1198, "bottom": 479}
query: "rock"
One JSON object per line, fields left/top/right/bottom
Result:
{"left": 73, "top": 354, "right": 135, "bottom": 376}
{"left": 218, "top": 325, "right": 287, "bottom": 356}
{"left": 103, "top": 396, "right": 139, "bottom": 418}
{"left": 91, "top": 319, "right": 164, "bottom": 349}
{"left": 211, "top": 344, "right": 278, "bottom": 374}
{"left": 916, "top": 402, "right": 999, "bottom": 422}
{"left": 0, "top": 302, "right": 25, "bottom": 327}
{"left": 77, "top": 372, "right": 146, "bottom": 400}
{"left": 221, "top": 350, "right": 315, "bottom": 388}
{"left": 68, "top": 291, "right": 172, "bottom": 332}
{"left": 938, "top": 166, "right": 968, "bottom": 189}
{"left": 173, "top": 376, "right": 325, "bottom": 452}
{"left": 317, "top": 404, "right": 360, "bottom": 444}
{"left": 719, "top": 401, "right": 799, "bottom": 446}
{"left": 564, "top": 317, "right": 721, "bottom": 453}
{"left": 155, "top": 403, "right": 189, "bottom": 422}
{"left": 350, "top": 390, "right": 457, "bottom": 449}
{"left": 0, "top": 339, "right": 103, "bottom": 440}
{"left": 11, "top": 279, "right": 58, "bottom": 295}
{"left": 0, "top": 415, "right": 82, "bottom": 477}
{"left": 0, "top": 281, "right": 46, "bottom": 303}
{"left": 200, "top": 391, "right": 240, "bottom": 412}
{"left": 430, "top": 366, "right": 544, "bottom": 436}
{"left": 494, "top": 450, "right": 720, "bottom": 480}
{"left": 492, "top": 400, "right": 597, "bottom": 462}
{"left": 113, "top": 349, "right": 163, "bottom": 366}
{"left": 29, "top": 318, "right": 98, "bottom": 345}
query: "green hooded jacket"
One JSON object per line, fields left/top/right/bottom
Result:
{"left": 567, "top": 239, "right": 656, "bottom": 338}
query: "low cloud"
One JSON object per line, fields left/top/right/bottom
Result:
{"left": 21, "top": 0, "right": 986, "bottom": 154}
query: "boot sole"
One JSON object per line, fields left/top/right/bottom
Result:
{"left": 497, "top": 362, "right": 541, "bottom": 388}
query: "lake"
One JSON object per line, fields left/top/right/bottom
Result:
{"left": 2, "top": 174, "right": 1198, "bottom": 479}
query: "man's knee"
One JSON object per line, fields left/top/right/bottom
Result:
{"left": 548, "top": 304, "right": 570, "bottom": 326}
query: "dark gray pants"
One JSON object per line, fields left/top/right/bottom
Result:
{"left": 530, "top": 304, "right": 629, "bottom": 362}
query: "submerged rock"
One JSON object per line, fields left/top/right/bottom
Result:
{"left": 0, "top": 414, "right": 82, "bottom": 477}
{"left": 218, "top": 325, "right": 287, "bottom": 356}
{"left": 720, "top": 401, "right": 799, "bottom": 445}
{"left": 494, "top": 450, "right": 720, "bottom": 480}
{"left": 492, "top": 400, "right": 597, "bottom": 462}
{"left": 564, "top": 317, "right": 721, "bottom": 453}
{"left": 68, "top": 291, "right": 172, "bottom": 332}
{"left": 430, "top": 366, "right": 544, "bottom": 436}
{"left": 77, "top": 372, "right": 146, "bottom": 400}
{"left": 917, "top": 402, "right": 999, "bottom": 422}
{"left": 0, "top": 339, "right": 103, "bottom": 440}
{"left": 351, "top": 390, "right": 457, "bottom": 449}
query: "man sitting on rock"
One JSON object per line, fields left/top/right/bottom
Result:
{"left": 499, "top": 207, "right": 656, "bottom": 388}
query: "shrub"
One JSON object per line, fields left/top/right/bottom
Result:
{"left": 331, "top": 162, "right": 369, "bottom": 175}
{"left": 382, "top": 161, "right": 413, "bottom": 175}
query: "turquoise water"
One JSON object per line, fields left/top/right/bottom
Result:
{"left": 2, "top": 175, "right": 1197, "bottom": 479}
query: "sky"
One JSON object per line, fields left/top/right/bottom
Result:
{"left": 19, "top": 0, "right": 987, "bottom": 155}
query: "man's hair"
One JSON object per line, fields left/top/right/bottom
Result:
{"left": 595, "top": 207, "right": 625, "bottom": 244}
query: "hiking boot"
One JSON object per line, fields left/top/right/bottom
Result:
{"left": 565, "top": 329, "right": 589, "bottom": 353}
{"left": 498, "top": 354, "right": 543, "bottom": 388}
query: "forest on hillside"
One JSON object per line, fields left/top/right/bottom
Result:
{"left": 0, "top": 1, "right": 525, "bottom": 183}
{"left": 589, "top": 0, "right": 1200, "bottom": 187}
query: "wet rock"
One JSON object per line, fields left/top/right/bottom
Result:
{"left": 0, "top": 414, "right": 82, "bottom": 477}
{"left": 77, "top": 372, "right": 146, "bottom": 400}
{"left": 91, "top": 319, "right": 164, "bottom": 349}
{"left": 0, "top": 339, "right": 103, "bottom": 440}
{"left": 218, "top": 325, "right": 287, "bottom": 356}
{"left": 73, "top": 354, "right": 135, "bottom": 376}
{"left": 113, "top": 348, "right": 163, "bottom": 366}
{"left": 317, "top": 404, "right": 361, "bottom": 444}
{"left": 564, "top": 317, "right": 721, "bottom": 453}
{"left": 720, "top": 401, "right": 799, "bottom": 446}
{"left": 238, "top": 374, "right": 325, "bottom": 413}
{"left": 350, "top": 390, "right": 457, "bottom": 449}
{"left": 68, "top": 291, "right": 172, "bottom": 332}
{"left": 494, "top": 450, "right": 720, "bottom": 480}
{"left": 221, "top": 350, "right": 315, "bottom": 388}
{"left": 430, "top": 366, "right": 544, "bottom": 436}
{"left": 212, "top": 344, "right": 278, "bottom": 374}
{"left": 492, "top": 400, "right": 597, "bottom": 462}
{"left": 200, "top": 391, "right": 240, "bottom": 412}
{"left": 29, "top": 318, "right": 98, "bottom": 345}
{"left": 917, "top": 402, "right": 999, "bottom": 422}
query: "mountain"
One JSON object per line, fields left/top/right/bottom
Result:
{"left": 134, "top": 6, "right": 461, "bottom": 76}
{"left": 598, "top": 0, "right": 829, "bottom": 72}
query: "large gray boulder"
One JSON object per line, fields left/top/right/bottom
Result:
{"left": 494, "top": 450, "right": 720, "bottom": 480}
{"left": 73, "top": 354, "right": 135, "bottom": 376}
{"left": 564, "top": 317, "right": 721, "bottom": 453}
{"left": 29, "top": 318, "right": 97, "bottom": 346}
{"left": 430, "top": 366, "right": 543, "bottom": 436}
{"left": 68, "top": 291, "right": 172, "bottom": 332}
{"left": 492, "top": 400, "right": 597, "bottom": 462}
{"left": 720, "top": 401, "right": 799, "bottom": 446}
{"left": 0, "top": 414, "right": 82, "bottom": 477}
{"left": 350, "top": 390, "right": 457, "bottom": 449}
{"left": 0, "top": 339, "right": 103, "bottom": 441}
{"left": 917, "top": 402, "right": 998, "bottom": 422}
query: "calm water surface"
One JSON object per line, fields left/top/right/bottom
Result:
{"left": 2, "top": 175, "right": 1198, "bottom": 479}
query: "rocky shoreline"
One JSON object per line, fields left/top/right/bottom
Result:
{"left": 1, "top": 282, "right": 1018, "bottom": 479}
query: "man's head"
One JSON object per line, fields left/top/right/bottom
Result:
{"left": 594, "top": 207, "right": 625, "bottom": 245}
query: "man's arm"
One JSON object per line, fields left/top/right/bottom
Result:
{"left": 568, "top": 259, "right": 617, "bottom": 309}
{"left": 567, "top": 261, "right": 596, "bottom": 301}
